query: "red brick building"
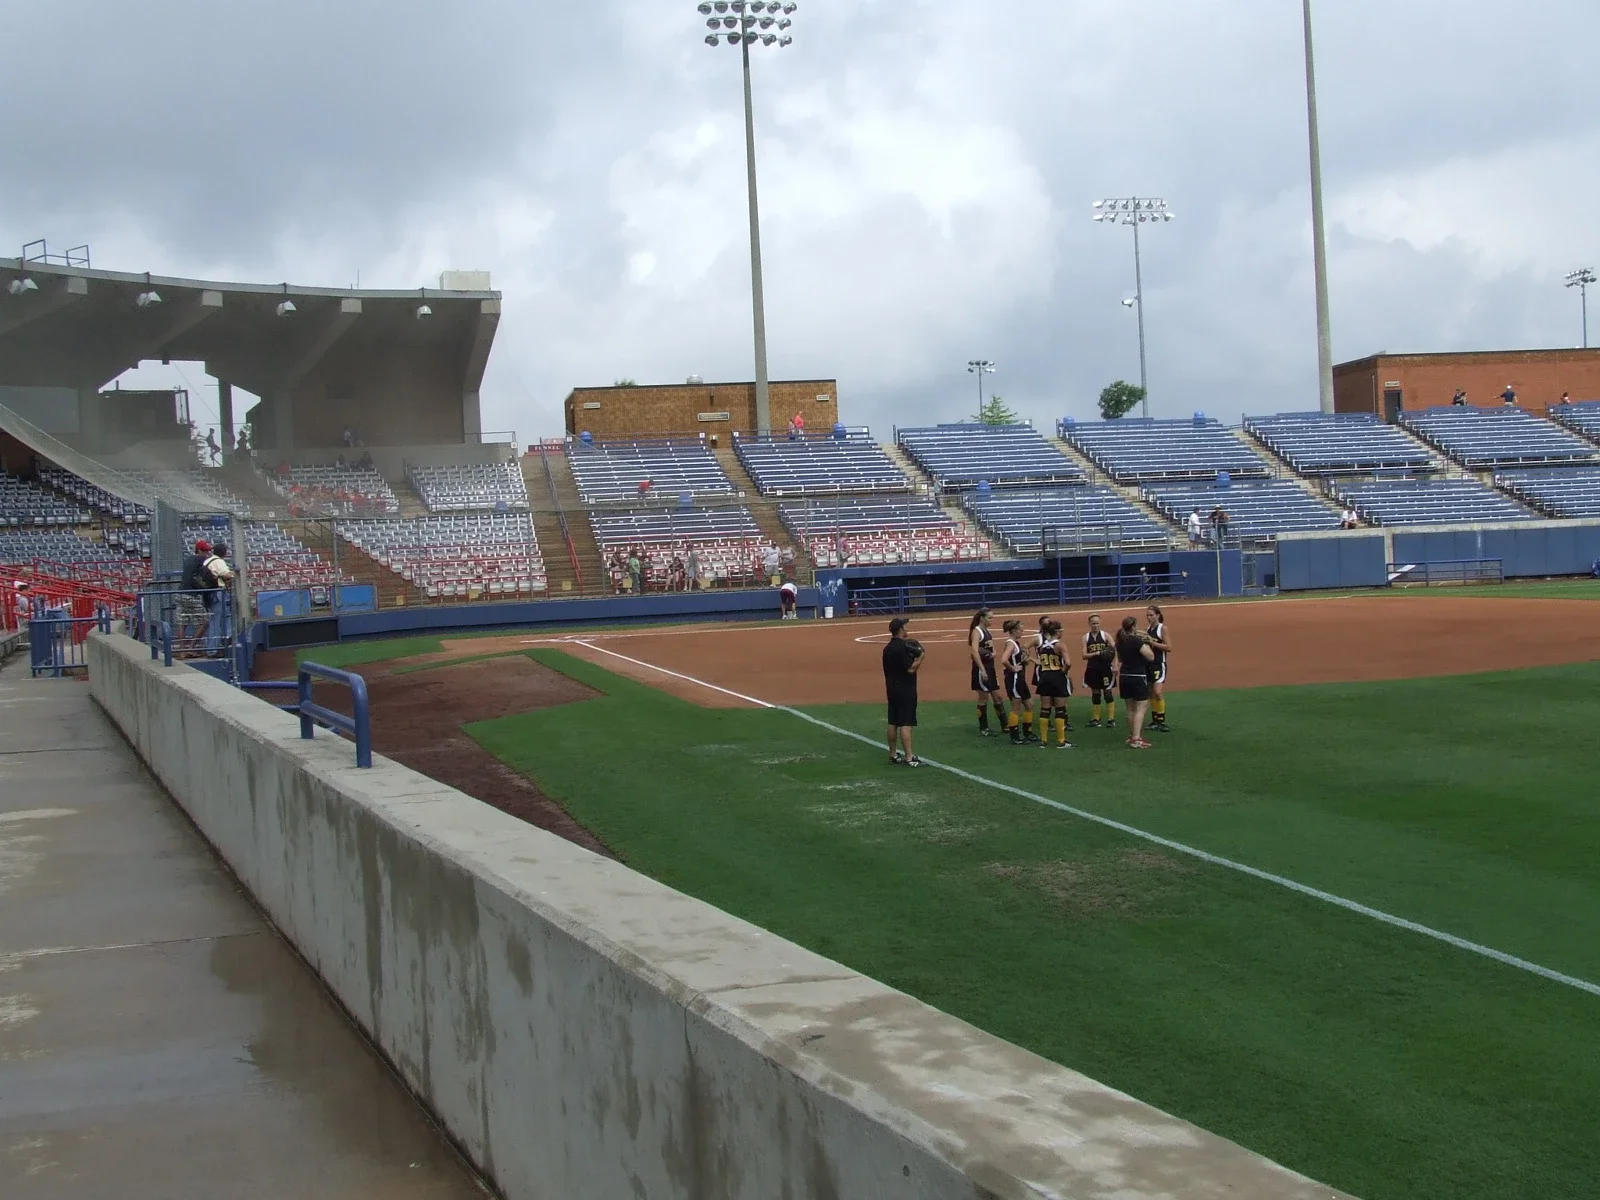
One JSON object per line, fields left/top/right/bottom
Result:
{"left": 563, "top": 379, "right": 839, "bottom": 441}
{"left": 1334, "top": 348, "right": 1600, "bottom": 419}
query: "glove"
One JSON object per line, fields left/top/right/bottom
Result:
{"left": 904, "top": 639, "right": 924, "bottom": 657}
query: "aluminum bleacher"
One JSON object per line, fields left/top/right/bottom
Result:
{"left": 2, "top": 474, "right": 88, "bottom": 527}
{"left": 407, "top": 462, "right": 529, "bottom": 513}
{"left": 337, "top": 513, "right": 547, "bottom": 600}
{"left": 896, "top": 424, "right": 1083, "bottom": 489}
{"left": 1058, "top": 416, "right": 1272, "bottom": 483}
{"left": 1399, "top": 407, "right": 1598, "bottom": 468}
{"left": 1244, "top": 412, "right": 1439, "bottom": 475}
{"left": 39, "top": 465, "right": 151, "bottom": 523}
{"left": 777, "top": 496, "right": 989, "bottom": 567}
{"left": 589, "top": 507, "right": 770, "bottom": 590}
{"left": 568, "top": 437, "right": 735, "bottom": 503}
{"left": 1333, "top": 478, "right": 1533, "bottom": 526}
{"left": 1143, "top": 481, "right": 1342, "bottom": 541}
{"left": 128, "top": 469, "right": 253, "bottom": 518}
{"left": 734, "top": 428, "right": 908, "bottom": 496}
{"left": 266, "top": 463, "right": 399, "bottom": 516}
{"left": 1495, "top": 466, "right": 1600, "bottom": 519}
{"left": 962, "top": 486, "right": 1173, "bottom": 555}
{"left": 1549, "top": 400, "right": 1600, "bottom": 445}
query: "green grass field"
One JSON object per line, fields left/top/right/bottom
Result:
{"left": 468, "top": 649, "right": 1600, "bottom": 1200}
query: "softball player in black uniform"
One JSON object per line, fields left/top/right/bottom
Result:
{"left": 969, "top": 608, "right": 1006, "bottom": 736}
{"left": 1116, "top": 615, "right": 1157, "bottom": 749}
{"left": 1082, "top": 613, "right": 1117, "bottom": 728}
{"left": 1145, "top": 604, "right": 1171, "bottom": 732}
{"left": 1033, "top": 619, "right": 1073, "bottom": 749}
{"left": 1000, "top": 619, "right": 1037, "bottom": 744}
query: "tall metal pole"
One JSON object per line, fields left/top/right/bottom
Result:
{"left": 1585, "top": 285, "right": 1590, "bottom": 349}
{"left": 741, "top": 38, "right": 772, "bottom": 434}
{"left": 1132, "top": 216, "right": 1150, "bottom": 417}
{"left": 1303, "top": 0, "right": 1335, "bottom": 414}
{"left": 975, "top": 368, "right": 984, "bottom": 412}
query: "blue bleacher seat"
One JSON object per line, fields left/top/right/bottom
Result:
{"left": 776, "top": 496, "right": 989, "bottom": 565}
{"left": 1143, "top": 481, "right": 1342, "bottom": 541}
{"left": 962, "top": 486, "right": 1172, "bottom": 554}
{"left": 1548, "top": 401, "right": 1600, "bottom": 446}
{"left": 1399, "top": 407, "right": 1597, "bottom": 468}
{"left": 407, "top": 462, "right": 528, "bottom": 513}
{"left": 1495, "top": 466, "right": 1600, "bottom": 518}
{"left": 1334, "top": 478, "right": 1532, "bottom": 526}
{"left": 734, "top": 429, "right": 909, "bottom": 496}
{"left": 1244, "top": 412, "right": 1439, "bottom": 475}
{"left": 897, "top": 424, "right": 1083, "bottom": 490}
{"left": 1059, "top": 417, "right": 1271, "bottom": 483}
{"left": 590, "top": 507, "right": 760, "bottom": 546}
{"left": 568, "top": 437, "right": 734, "bottom": 503}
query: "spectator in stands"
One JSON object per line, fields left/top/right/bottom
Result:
{"left": 205, "top": 429, "right": 221, "bottom": 465}
{"left": 1502, "top": 385, "right": 1518, "bottom": 406}
{"left": 762, "top": 543, "right": 780, "bottom": 583}
{"left": 627, "top": 547, "right": 643, "bottom": 594}
{"left": 1341, "top": 504, "right": 1359, "bottom": 530}
{"left": 177, "top": 541, "right": 212, "bottom": 649}
{"left": 686, "top": 546, "right": 702, "bottom": 591}
{"left": 236, "top": 429, "right": 251, "bottom": 459}
{"left": 356, "top": 450, "right": 375, "bottom": 470}
{"left": 1208, "top": 504, "right": 1230, "bottom": 545}
{"left": 638, "top": 478, "right": 653, "bottom": 501}
{"left": 668, "top": 553, "right": 685, "bottom": 592}
{"left": 1560, "top": 392, "right": 1572, "bottom": 406}
{"left": 882, "top": 616, "right": 923, "bottom": 767}
{"left": 342, "top": 426, "right": 356, "bottom": 448}
{"left": 201, "top": 542, "right": 235, "bottom": 654}
{"left": 1186, "top": 509, "right": 1203, "bottom": 547}
{"left": 779, "top": 544, "right": 796, "bottom": 579}
{"left": 1452, "top": 388, "right": 1469, "bottom": 406}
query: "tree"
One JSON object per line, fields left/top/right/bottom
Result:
{"left": 1097, "top": 380, "right": 1145, "bottom": 420}
{"left": 614, "top": 378, "right": 638, "bottom": 387}
{"left": 972, "top": 394, "right": 1020, "bottom": 425}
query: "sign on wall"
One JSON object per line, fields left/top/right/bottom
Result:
{"left": 696, "top": 411, "right": 731, "bottom": 422}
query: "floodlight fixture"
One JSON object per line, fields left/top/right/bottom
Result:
{"left": 967, "top": 359, "right": 997, "bottom": 414}
{"left": 1566, "top": 267, "right": 1597, "bottom": 348}
{"left": 276, "top": 300, "right": 296, "bottom": 316}
{"left": 6, "top": 277, "right": 38, "bottom": 295}
{"left": 694, "top": 0, "right": 797, "bottom": 433}
{"left": 1092, "top": 196, "right": 1173, "bottom": 416}
{"left": 136, "top": 290, "right": 162, "bottom": 307}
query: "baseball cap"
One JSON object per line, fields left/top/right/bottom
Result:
{"left": 888, "top": 617, "right": 910, "bottom": 635}
{"left": 194, "top": 539, "right": 212, "bottom": 554}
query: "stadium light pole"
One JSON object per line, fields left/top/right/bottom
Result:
{"left": 699, "top": 0, "right": 796, "bottom": 436}
{"left": 967, "top": 359, "right": 996, "bottom": 416}
{"left": 1567, "top": 268, "right": 1596, "bottom": 349}
{"left": 1303, "top": 0, "right": 1336, "bottom": 414}
{"left": 1093, "top": 197, "right": 1172, "bottom": 418}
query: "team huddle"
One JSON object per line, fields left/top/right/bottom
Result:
{"left": 882, "top": 606, "right": 1172, "bottom": 764}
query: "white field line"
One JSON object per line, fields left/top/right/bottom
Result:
{"left": 571, "top": 639, "right": 1600, "bottom": 1002}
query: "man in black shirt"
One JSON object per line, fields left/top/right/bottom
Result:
{"left": 882, "top": 616, "right": 924, "bottom": 766}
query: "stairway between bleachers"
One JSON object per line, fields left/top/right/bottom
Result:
{"left": 714, "top": 448, "right": 811, "bottom": 577}
{"left": 524, "top": 451, "right": 607, "bottom": 594}
{"left": 1046, "top": 434, "right": 1177, "bottom": 537}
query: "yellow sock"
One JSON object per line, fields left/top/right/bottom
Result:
{"left": 1107, "top": 699, "right": 1117, "bottom": 722}
{"left": 1007, "top": 711, "right": 1019, "bottom": 731}
{"left": 1092, "top": 701, "right": 1102, "bottom": 722}
{"left": 1154, "top": 697, "right": 1167, "bottom": 717}
{"left": 1055, "top": 718, "right": 1067, "bottom": 745}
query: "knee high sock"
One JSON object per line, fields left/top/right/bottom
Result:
{"left": 1107, "top": 697, "right": 1118, "bottom": 722}
{"left": 978, "top": 703, "right": 989, "bottom": 729}
{"left": 1153, "top": 696, "right": 1167, "bottom": 720}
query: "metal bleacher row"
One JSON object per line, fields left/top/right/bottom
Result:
{"left": 408, "top": 461, "right": 528, "bottom": 512}
{"left": 1399, "top": 406, "right": 1598, "bottom": 467}
{"left": 1144, "top": 481, "right": 1341, "bottom": 540}
{"left": 1244, "top": 412, "right": 1440, "bottom": 475}
{"left": 567, "top": 436, "right": 734, "bottom": 503}
{"left": 1496, "top": 467, "right": 1600, "bottom": 519}
{"left": 961, "top": 487, "right": 1171, "bottom": 554}
{"left": 897, "top": 424, "right": 1082, "bottom": 488}
{"left": 266, "top": 463, "right": 400, "bottom": 516}
{"left": 734, "top": 428, "right": 908, "bottom": 495}
{"left": 1334, "top": 478, "right": 1532, "bottom": 526}
{"left": 2, "top": 474, "right": 89, "bottom": 527}
{"left": 338, "top": 513, "right": 547, "bottom": 599}
{"left": 778, "top": 497, "right": 990, "bottom": 567}
{"left": 589, "top": 507, "right": 771, "bottom": 590}
{"left": 1061, "top": 416, "right": 1273, "bottom": 483}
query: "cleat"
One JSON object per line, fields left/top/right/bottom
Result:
{"left": 1089, "top": 719, "right": 1102, "bottom": 728}
{"left": 979, "top": 727, "right": 996, "bottom": 737}
{"left": 890, "top": 751, "right": 905, "bottom": 764}
{"left": 1106, "top": 720, "right": 1117, "bottom": 729}
{"left": 1057, "top": 741, "right": 1074, "bottom": 749}
{"left": 1151, "top": 723, "right": 1171, "bottom": 733}
{"left": 904, "top": 756, "right": 924, "bottom": 767}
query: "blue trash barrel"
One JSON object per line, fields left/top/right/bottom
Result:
{"left": 1215, "top": 470, "right": 1232, "bottom": 489}
{"left": 1193, "top": 411, "right": 1208, "bottom": 426}
{"left": 678, "top": 491, "right": 693, "bottom": 509}
{"left": 833, "top": 422, "right": 847, "bottom": 440}
{"left": 580, "top": 430, "right": 594, "bottom": 446}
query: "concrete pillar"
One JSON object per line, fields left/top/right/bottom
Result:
{"left": 269, "top": 390, "right": 294, "bottom": 454}
{"left": 462, "top": 390, "right": 483, "bottom": 442}
{"left": 218, "top": 380, "right": 235, "bottom": 458}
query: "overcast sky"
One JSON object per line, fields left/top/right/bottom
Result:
{"left": 3, "top": 0, "right": 1595, "bottom": 439}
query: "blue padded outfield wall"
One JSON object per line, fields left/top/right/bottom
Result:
{"left": 1277, "top": 519, "right": 1600, "bottom": 591}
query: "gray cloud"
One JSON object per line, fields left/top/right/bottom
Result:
{"left": 4, "top": 0, "right": 1596, "bottom": 439}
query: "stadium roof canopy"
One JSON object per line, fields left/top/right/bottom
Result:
{"left": 0, "top": 256, "right": 500, "bottom": 451}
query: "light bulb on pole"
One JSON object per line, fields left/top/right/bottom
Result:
{"left": 697, "top": 0, "right": 797, "bottom": 435}
{"left": 967, "top": 359, "right": 996, "bottom": 417}
{"left": 1093, "top": 197, "right": 1173, "bottom": 418}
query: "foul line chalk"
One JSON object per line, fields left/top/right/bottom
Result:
{"left": 573, "top": 640, "right": 1600, "bottom": 1001}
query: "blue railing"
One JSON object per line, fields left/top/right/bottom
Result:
{"left": 28, "top": 606, "right": 113, "bottom": 677}
{"left": 1386, "top": 559, "right": 1505, "bottom": 587}
{"left": 148, "top": 619, "right": 174, "bottom": 666}
{"left": 848, "top": 570, "right": 1180, "bottom": 616}
{"left": 297, "top": 662, "right": 373, "bottom": 768}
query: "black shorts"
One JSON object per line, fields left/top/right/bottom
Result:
{"left": 1004, "top": 670, "right": 1031, "bottom": 702}
{"left": 887, "top": 691, "right": 918, "bottom": 728}
{"left": 971, "top": 663, "right": 999, "bottom": 694}
{"left": 1119, "top": 673, "right": 1151, "bottom": 703}
{"left": 1084, "top": 663, "right": 1115, "bottom": 692}
{"left": 1036, "top": 671, "right": 1071, "bottom": 700}
{"left": 1149, "top": 660, "right": 1168, "bottom": 686}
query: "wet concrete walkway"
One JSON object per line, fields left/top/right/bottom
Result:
{"left": 0, "top": 661, "right": 489, "bottom": 1199}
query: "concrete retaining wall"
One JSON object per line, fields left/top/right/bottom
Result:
{"left": 88, "top": 631, "right": 1349, "bottom": 1200}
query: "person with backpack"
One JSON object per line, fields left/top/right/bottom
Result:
{"left": 201, "top": 542, "right": 236, "bottom": 654}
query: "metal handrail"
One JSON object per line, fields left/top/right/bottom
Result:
{"left": 539, "top": 441, "right": 585, "bottom": 592}
{"left": 298, "top": 662, "right": 373, "bottom": 768}
{"left": 149, "top": 620, "right": 173, "bottom": 665}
